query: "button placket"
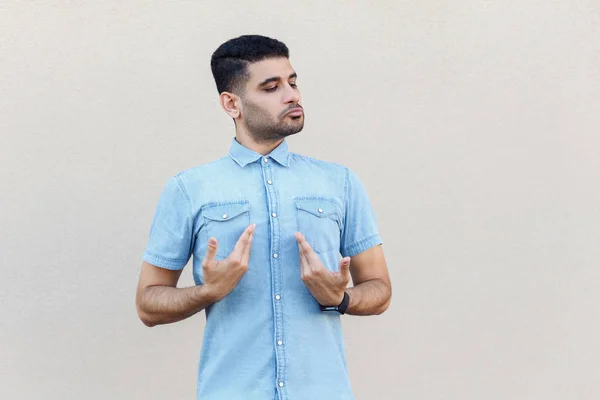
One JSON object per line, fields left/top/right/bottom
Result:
{"left": 262, "top": 160, "right": 286, "bottom": 396}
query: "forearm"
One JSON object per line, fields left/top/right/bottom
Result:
{"left": 136, "top": 284, "right": 215, "bottom": 327}
{"left": 345, "top": 278, "right": 391, "bottom": 316}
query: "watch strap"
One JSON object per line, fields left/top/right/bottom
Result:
{"left": 319, "top": 291, "right": 350, "bottom": 314}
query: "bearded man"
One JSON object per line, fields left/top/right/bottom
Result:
{"left": 136, "top": 34, "right": 391, "bottom": 400}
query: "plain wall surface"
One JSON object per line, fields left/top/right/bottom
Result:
{"left": 1, "top": 1, "right": 599, "bottom": 399}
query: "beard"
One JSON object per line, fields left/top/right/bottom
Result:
{"left": 242, "top": 99, "right": 304, "bottom": 143}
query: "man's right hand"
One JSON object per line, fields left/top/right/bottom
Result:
{"left": 202, "top": 223, "right": 256, "bottom": 302}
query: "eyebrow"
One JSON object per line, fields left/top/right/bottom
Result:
{"left": 258, "top": 72, "right": 297, "bottom": 87}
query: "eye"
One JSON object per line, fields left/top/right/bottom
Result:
{"left": 265, "top": 86, "right": 277, "bottom": 92}
{"left": 290, "top": 83, "right": 298, "bottom": 88}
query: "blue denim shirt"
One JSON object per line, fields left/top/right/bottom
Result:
{"left": 143, "top": 138, "right": 382, "bottom": 400}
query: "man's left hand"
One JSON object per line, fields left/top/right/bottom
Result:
{"left": 294, "top": 232, "right": 351, "bottom": 306}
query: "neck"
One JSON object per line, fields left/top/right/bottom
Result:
{"left": 234, "top": 129, "right": 284, "bottom": 156}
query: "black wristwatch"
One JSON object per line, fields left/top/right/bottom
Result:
{"left": 319, "top": 291, "right": 350, "bottom": 314}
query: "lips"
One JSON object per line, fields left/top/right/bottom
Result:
{"left": 285, "top": 107, "right": 304, "bottom": 117}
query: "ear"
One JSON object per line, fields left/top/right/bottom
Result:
{"left": 219, "top": 92, "right": 241, "bottom": 119}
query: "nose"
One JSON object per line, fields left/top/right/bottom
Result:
{"left": 283, "top": 83, "right": 300, "bottom": 104}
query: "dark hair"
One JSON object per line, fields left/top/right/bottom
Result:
{"left": 210, "top": 35, "right": 289, "bottom": 94}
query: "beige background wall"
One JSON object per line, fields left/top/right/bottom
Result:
{"left": 1, "top": 1, "right": 599, "bottom": 399}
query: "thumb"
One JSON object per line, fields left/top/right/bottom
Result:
{"left": 339, "top": 257, "right": 351, "bottom": 278}
{"left": 204, "top": 237, "right": 218, "bottom": 264}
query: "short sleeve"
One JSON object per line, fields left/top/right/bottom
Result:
{"left": 142, "top": 176, "right": 194, "bottom": 270}
{"left": 340, "top": 168, "right": 383, "bottom": 257}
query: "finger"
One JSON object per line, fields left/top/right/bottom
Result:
{"left": 295, "top": 234, "right": 311, "bottom": 264}
{"left": 297, "top": 241, "right": 309, "bottom": 275}
{"left": 203, "top": 237, "right": 218, "bottom": 265}
{"left": 300, "top": 238, "right": 322, "bottom": 266}
{"left": 241, "top": 228, "right": 254, "bottom": 265}
{"left": 232, "top": 224, "right": 255, "bottom": 256}
{"left": 294, "top": 232, "right": 306, "bottom": 262}
{"left": 295, "top": 232, "right": 315, "bottom": 256}
{"left": 339, "top": 256, "right": 351, "bottom": 279}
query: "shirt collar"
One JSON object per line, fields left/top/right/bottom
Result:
{"left": 228, "top": 137, "right": 290, "bottom": 168}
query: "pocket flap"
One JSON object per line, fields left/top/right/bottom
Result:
{"left": 203, "top": 202, "right": 250, "bottom": 222}
{"left": 294, "top": 197, "right": 340, "bottom": 219}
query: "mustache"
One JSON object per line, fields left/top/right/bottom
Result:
{"left": 280, "top": 104, "right": 303, "bottom": 118}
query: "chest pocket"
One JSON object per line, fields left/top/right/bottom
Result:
{"left": 294, "top": 197, "right": 342, "bottom": 254}
{"left": 202, "top": 201, "right": 250, "bottom": 259}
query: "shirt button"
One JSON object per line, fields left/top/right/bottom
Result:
{"left": 222, "top": 214, "right": 228, "bottom": 219}
{"left": 267, "top": 180, "right": 273, "bottom": 185}
{"left": 273, "top": 253, "right": 279, "bottom": 259}
{"left": 263, "top": 157, "right": 269, "bottom": 163}
{"left": 317, "top": 208, "right": 323, "bottom": 213}
{"left": 279, "top": 382, "right": 284, "bottom": 388}
{"left": 275, "top": 295, "right": 281, "bottom": 300}
{"left": 277, "top": 340, "right": 283, "bottom": 346}
{"left": 271, "top": 212, "right": 277, "bottom": 218}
